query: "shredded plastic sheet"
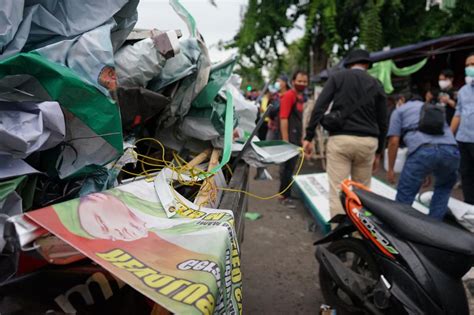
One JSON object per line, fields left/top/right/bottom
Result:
{"left": 115, "top": 37, "right": 166, "bottom": 87}
{"left": 0, "top": 101, "right": 65, "bottom": 159}
{"left": 0, "top": 176, "right": 26, "bottom": 256}
{"left": 209, "top": 91, "right": 234, "bottom": 176}
{"left": 0, "top": 53, "right": 123, "bottom": 179}
{"left": 0, "top": 157, "right": 40, "bottom": 180}
{"left": 0, "top": 0, "right": 139, "bottom": 96}
{"left": 153, "top": 0, "right": 211, "bottom": 129}
{"left": 418, "top": 191, "right": 474, "bottom": 232}
{"left": 222, "top": 75, "right": 258, "bottom": 136}
{"left": 239, "top": 140, "right": 301, "bottom": 168}
{"left": 0, "top": 1, "right": 254, "bottom": 312}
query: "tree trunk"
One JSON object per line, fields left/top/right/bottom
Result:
{"left": 311, "top": 32, "right": 329, "bottom": 77}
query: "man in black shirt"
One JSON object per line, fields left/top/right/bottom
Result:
{"left": 303, "top": 49, "right": 388, "bottom": 217}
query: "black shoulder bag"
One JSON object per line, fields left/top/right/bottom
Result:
{"left": 418, "top": 103, "right": 445, "bottom": 135}
{"left": 321, "top": 86, "right": 378, "bottom": 132}
{"left": 402, "top": 103, "right": 446, "bottom": 137}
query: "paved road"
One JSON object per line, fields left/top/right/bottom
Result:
{"left": 241, "top": 161, "right": 474, "bottom": 314}
{"left": 241, "top": 163, "right": 324, "bottom": 314}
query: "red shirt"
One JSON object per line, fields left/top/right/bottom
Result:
{"left": 279, "top": 89, "right": 304, "bottom": 119}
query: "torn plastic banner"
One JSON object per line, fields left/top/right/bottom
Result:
{"left": 147, "top": 38, "right": 201, "bottom": 91}
{"left": 0, "top": 175, "right": 26, "bottom": 276}
{"left": 154, "top": 0, "right": 211, "bottom": 129}
{"left": 0, "top": 156, "right": 40, "bottom": 180}
{"left": 153, "top": 167, "right": 202, "bottom": 218}
{"left": 418, "top": 192, "right": 474, "bottom": 232}
{"left": 117, "top": 86, "right": 170, "bottom": 132}
{"left": 0, "top": 0, "right": 136, "bottom": 57}
{"left": 115, "top": 30, "right": 181, "bottom": 88}
{"left": 0, "top": 0, "right": 139, "bottom": 97}
{"left": 221, "top": 75, "right": 257, "bottom": 137}
{"left": 208, "top": 91, "right": 234, "bottom": 176}
{"left": 0, "top": 53, "right": 123, "bottom": 179}
{"left": 191, "top": 57, "right": 237, "bottom": 109}
{"left": 156, "top": 90, "right": 234, "bottom": 178}
{"left": 184, "top": 95, "right": 238, "bottom": 139}
{"left": 0, "top": 101, "right": 65, "bottom": 159}
{"left": 181, "top": 57, "right": 238, "bottom": 144}
{"left": 241, "top": 140, "right": 301, "bottom": 168}
{"left": 170, "top": 0, "right": 199, "bottom": 38}
{"left": 26, "top": 178, "right": 241, "bottom": 314}
{"left": 154, "top": 166, "right": 227, "bottom": 218}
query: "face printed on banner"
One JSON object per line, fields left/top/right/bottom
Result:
{"left": 78, "top": 193, "right": 148, "bottom": 241}
{"left": 98, "top": 65, "right": 117, "bottom": 93}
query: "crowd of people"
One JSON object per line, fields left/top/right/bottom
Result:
{"left": 250, "top": 50, "right": 474, "bottom": 221}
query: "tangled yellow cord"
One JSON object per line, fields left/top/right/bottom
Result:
{"left": 217, "top": 148, "right": 305, "bottom": 200}
{"left": 114, "top": 138, "right": 305, "bottom": 202}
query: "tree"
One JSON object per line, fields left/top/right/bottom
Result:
{"left": 230, "top": 0, "right": 474, "bottom": 83}
{"left": 229, "top": 0, "right": 301, "bottom": 85}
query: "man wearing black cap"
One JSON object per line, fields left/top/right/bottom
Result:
{"left": 303, "top": 49, "right": 388, "bottom": 217}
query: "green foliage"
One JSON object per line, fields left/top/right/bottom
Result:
{"left": 231, "top": 0, "right": 474, "bottom": 83}
{"left": 320, "top": 0, "right": 342, "bottom": 53}
{"left": 298, "top": 0, "right": 319, "bottom": 62}
{"left": 359, "top": 0, "right": 384, "bottom": 51}
{"left": 230, "top": 0, "right": 297, "bottom": 74}
{"left": 448, "top": 0, "right": 474, "bottom": 33}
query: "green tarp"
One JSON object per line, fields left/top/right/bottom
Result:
{"left": 368, "top": 58, "right": 428, "bottom": 94}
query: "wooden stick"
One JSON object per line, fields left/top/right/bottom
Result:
{"left": 208, "top": 148, "right": 222, "bottom": 169}
{"left": 194, "top": 148, "right": 221, "bottom": 207}
{"left": 182, "top": 148, "right": 212, "bottom": 170}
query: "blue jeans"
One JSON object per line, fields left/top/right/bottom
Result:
{"left": 396, "top": 144, "right": 460, "bottom": 219}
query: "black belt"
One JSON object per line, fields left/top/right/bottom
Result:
{"left": 421, "top": 143, "right": 456, "bottom": 148}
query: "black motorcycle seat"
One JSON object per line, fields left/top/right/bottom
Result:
{"left": 353, "top": 188, "right": 474, "bottom": 256}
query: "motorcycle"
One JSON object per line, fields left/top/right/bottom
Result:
{"left": 315, "top": 179, "right": 474, "bottom": 315}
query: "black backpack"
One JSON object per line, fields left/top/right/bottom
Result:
{"left": 418, "top": 103, "right": 445, "bottom": 135}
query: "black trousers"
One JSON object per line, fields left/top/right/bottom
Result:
{"left": 257, "top": 122, "right": 268, "bottom": 141}
{"left": 459, "top": 141, "right": 474, "bottom": 204}
{"left": 279, "top": 156, "right": 298, "bottom": 198}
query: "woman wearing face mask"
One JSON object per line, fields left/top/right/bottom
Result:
{"left": 266, "top": 75, "right": 289, "bottom": 140}
{"left": 451, "top": 52, "right": 474, "bottom": 205}
{"left": 278, "top": 70, "right": 308, "bottom": 207}
{"left": 438, "top": 68, "right": 457, "bottom": 125}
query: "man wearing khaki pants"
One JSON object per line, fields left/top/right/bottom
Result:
{"left": 303, "top": 49, "right": 387, "bottom": 217}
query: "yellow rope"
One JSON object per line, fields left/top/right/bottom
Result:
{"left": 217, "top": 148, "right": 305, "bottom": 200}
{"left": 116, "top": 138, "right": 305, "bottom": 202}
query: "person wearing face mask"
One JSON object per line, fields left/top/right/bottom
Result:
{"left": 451, "top": 52, "right": 474, "bottom": 205}
{"left": 438, "top": 69, "right": 457, "bottom": 125}
{"left": 257, "top": 89, "right": 272, "bottom": 141}
{"left": 303, "top": 49, "right": 387, "bottom": 217}
{"left": 266, "top": 75, "right": 289, "bottom": 140}
{"left": 278, "top": 70, "right": 308, "bottom": 207}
